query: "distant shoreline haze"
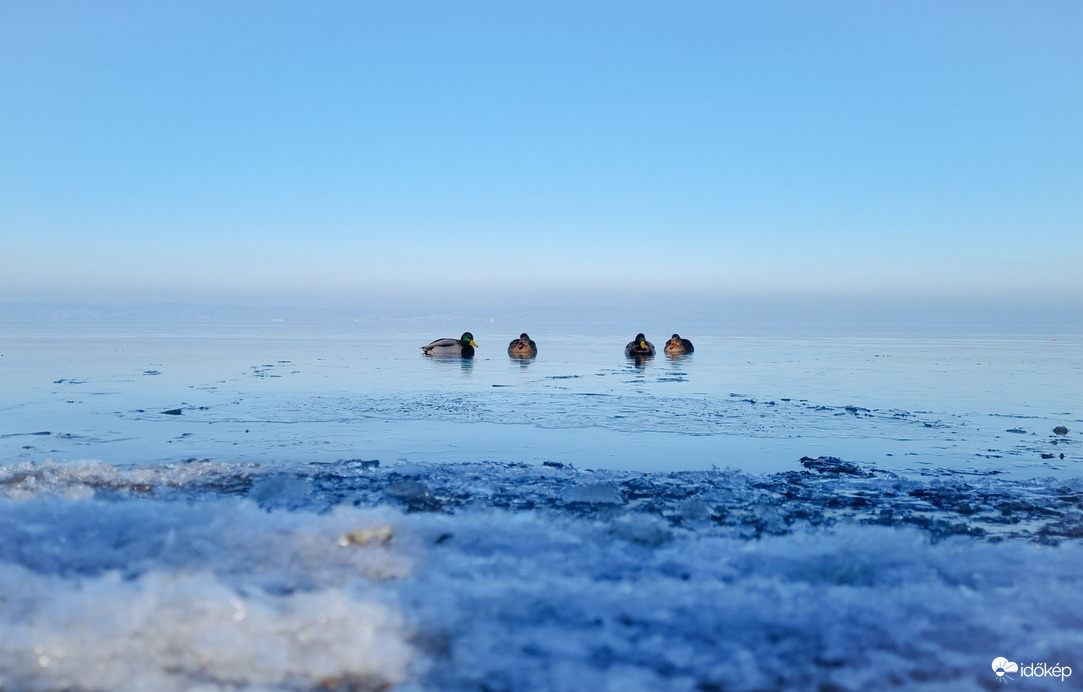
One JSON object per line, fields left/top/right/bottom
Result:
{"left": 0, "top": 295, "right": 1079, "bottom": 333}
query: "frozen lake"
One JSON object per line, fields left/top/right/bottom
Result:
{"left": 2, "top": 314, "right": 1079, "bottom": 478}
{"left": 1, "top": 308, "right": 1081, "bottom": 691}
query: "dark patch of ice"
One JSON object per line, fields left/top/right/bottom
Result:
{"left": 799, "top": 456, "right": 874, "bottom": 477}
{"left": 6, "top": 457, "right": 1080, "bottom": 546}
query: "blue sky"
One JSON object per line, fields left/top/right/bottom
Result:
{"left": 2, "top": 1, "right": 1080, "bottom": 320}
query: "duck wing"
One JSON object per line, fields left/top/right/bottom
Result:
{"left": 422, "top": 338, "right": 461, "bottom": 353}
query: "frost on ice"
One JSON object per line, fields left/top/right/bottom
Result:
{"left": 0, "top": 457, "right": 1081, "bottom": 691}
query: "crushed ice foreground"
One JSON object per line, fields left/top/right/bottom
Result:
{"left": 1, "top": 459, "right": 1082, "bottom": 692}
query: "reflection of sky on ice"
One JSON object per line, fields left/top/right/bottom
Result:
{"left": 1, "top": 318, "right": 1081, "bottom": 690}
{"left": 2, "top": 322, "right": 1079, "bottom": 478}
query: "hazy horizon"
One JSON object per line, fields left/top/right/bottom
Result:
{"left": 3, "top": 2, "right": 1080, "bottom": 318}
{"left": 3, "top": 293, "right": 1080, "bottom": 333}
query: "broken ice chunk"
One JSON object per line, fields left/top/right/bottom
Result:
{"left": 563, "top": 482, "right": 625, "bottom": 506}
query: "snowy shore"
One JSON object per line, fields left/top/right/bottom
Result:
{"left": 2, "top": 457, "right": 1081, "bottom": 691}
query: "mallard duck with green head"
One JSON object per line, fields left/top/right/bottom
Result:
{"left": 624, "top": 333, "right": 655, "bottom": 357}
{"left": 507, "top": 333, "right": 538, "bottom": 358}
{"left": 421, "top": 332, "right": 478, "bottom": 358}
{"left": 664, "top": 334, "right": 694, "bottom": 355}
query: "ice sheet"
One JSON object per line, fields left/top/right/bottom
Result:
{"left": 2, "top": 321, "right": 1080, "bottom": 478}
{"left": 2, "top": 316, "right": 1080, "bottom": 690}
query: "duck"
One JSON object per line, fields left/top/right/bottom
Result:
{"left": 421, "top": 332, "right": 478, "bottom": 358}
{"left": 664, "top": 333, "right": 694, "bottom": 355}
{"left": 507, "top": 333, "right": 538, "bottom": 358}
{"left": 624, "top": 333, "right": 655, "bottom": 357}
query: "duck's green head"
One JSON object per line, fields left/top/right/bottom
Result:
{"left": 635, "top": 333, "right": 648, "bottom": 349}
{"left": 461, "top": 332, "right": 478, "bottom": 347}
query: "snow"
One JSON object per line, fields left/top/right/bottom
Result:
{"left": 1, "top": 457, "right": 1080, "bottom": 691}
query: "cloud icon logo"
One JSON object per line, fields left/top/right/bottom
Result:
{"left": 992, "top": 657, "right": 1019, "bottom": 681}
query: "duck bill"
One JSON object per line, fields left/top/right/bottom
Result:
{"left": 470, "top": 340, "right": 479, "bottom": 348}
